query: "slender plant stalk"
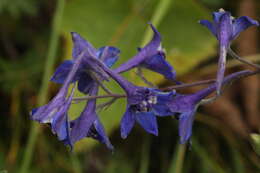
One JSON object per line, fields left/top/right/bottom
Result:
{"left": 192, "top": 139, "right": 227, "bottom": 173}
{"left": 192, "top": 54, "right": 260, "bottom": 77}
{"left": 141, "top": 0, "right": 173, "bottom": 46}
{"left": 161, "top": 79, "right": 216, "bottom": 91}
{"left": 72, "top": 69, "right": 260, "bottom": 102}
{"left": 70, "top": 153, "right": 82, "bottom": 173}
{"left": 139, "top": 135, "right": 151, "bottom": 173}
{"left": 228, "top": 48, "right": 260, "bottom": 69}
{"left": 19, "top": 0, "right": 65, "bottom": 172}
{"left": 168, "top": 144, "right": 186, "bottom": 173}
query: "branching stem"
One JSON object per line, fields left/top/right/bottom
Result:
{"left": 228, "top": 48, "right": 260, "bottom": 69}
{"left": 73, "top": 69, "right": 260, "bottom": 102}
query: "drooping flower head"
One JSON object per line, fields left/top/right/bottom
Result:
{"left": 114, "top": 24, "right": 176, "bottom": 81}
{"left": 166, "top": 70, "right": 253, "bottom": 144}
{"left": 199, "top": 9, "right": 259, "bottom": 94}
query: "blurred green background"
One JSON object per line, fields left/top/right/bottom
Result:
{"left": 0, "top": 0, "right": 260, "bottom": 172}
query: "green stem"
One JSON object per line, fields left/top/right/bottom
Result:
{"left": 19, "top": 0, "right": 65, "bottom": 172}
{"left": 70, "top": 153, "right": 82, "bottom": 173}
{"left": 192, "top": 138, "right": 227, "bottom": 173}
{"left": 141, "top": 0, "right": 173, "bottom": 46}
{"left": 139, "top": 136, "right": 150, "bottom": 173}
{"left": 168, "top": 144, "right": 186, "bottom": 173}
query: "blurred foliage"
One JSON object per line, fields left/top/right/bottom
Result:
{"left": 0, "top": 0, "right": 39, "bottom": 18}
{"left": 0, "top": 0, "right": 260, "bottom": 173}
{"left": 0, "top": 52, "right": 43, "bottom": 92}
{"left": 251, "top": 133, "right": 260, "bottom": 156}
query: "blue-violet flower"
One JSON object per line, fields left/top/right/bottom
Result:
{"left": 199, "top": 9, "right": 259, "bottom": 94}
{"left": 114, "top": 24, "right": 176, "bottom": 81}
{"left": 69, "top": 83, "right": 113, "bottom": 150}
{"left": 51, "top": 32, "right": 120, "bottom": 94}
{"left": 166, "top": 70, "right": 253, "bottom": 144}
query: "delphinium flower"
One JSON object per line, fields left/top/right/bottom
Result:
{"left": 51, "top": 32, "right": 120, "bottom": 94}
{"left": 30, "top": 51, "right": 85, "bottom": 144}
{"left": 65, "top": 24, "right": 177, "bottom": 139}
{"left": 114, "top": 24, "right": 176, "bottom": 81}
{"left": 88, "top": 55, "right": 175, "bottom": 138}
{"left": 30, "top": 16, "right": 260, "bottom": 153}
{"left": 165, "top": 70, "right": 253, "bottom": 144}
{"left": 31, "top": 32, "right": 120, "bottom": 149}
{"left": 199, "top": 9, "right": 259, "bottom": 95}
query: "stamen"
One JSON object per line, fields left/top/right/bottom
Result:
{"left": 141, "top": 101, "right": 148, "bottom": 106}
{"left": 219, "top": 8, "right": 225, "bottom": 12}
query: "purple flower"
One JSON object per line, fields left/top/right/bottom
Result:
{"left": 199, "top": 9, "right": 259, "bottom": 94}
{"left": 91, "top": 58, "right": 175, "bottom": 138}
{"left": 120, "top": 88, "right": 175, "bottom": 138}
{"left": 139, "top": 50, "right": 176, "bottom": 80}
{"left": 69, "top": 83, "right": 113, "bottom": 150}
{"left": 166, "top": 70, "right": 253, "bottom": 144}
{"left": 51, "top": 32, "right": 120, "bottom": 94}
{"left": 32, "top": 33, "right": 118, "bottom": 148}
{"left": 114, "top": 24, "right": 176, "bottom": 81}
{"left": 30, "top": 50, "right": 84, "bottom": 144}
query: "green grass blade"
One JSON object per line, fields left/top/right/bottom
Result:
{"left": 141, "top": 0, "right": 173, "bottom": 46}
{"left": 168, "top": 144, "right": 186, "bottom": 173}
{"left": 19, "top": 0, "right": 65, "bottom": 172}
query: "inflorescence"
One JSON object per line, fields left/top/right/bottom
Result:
{"left": 31, "top": 9, "right": 260, "bottom": 150}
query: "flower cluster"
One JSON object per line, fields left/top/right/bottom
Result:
{"left": 31, "top": 9, "right": 259, "bottom": 150}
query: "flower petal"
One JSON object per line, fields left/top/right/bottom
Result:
{"left": 69, "top": 109, "right": 97, "bottom": 146}
{"left": 77, "top": 72, "right": 95, "bottom": 94}
{"left": 69, "top": 85, "right": 98, "bottom": 145}
{"left": 178, "top": 110, "right": 196, "bottom": 144}
{"left": 152, "top": 90, "right": 176, "bottom": 116}
{"left": 120, "top": 107, "right": 135, "bottom": 139}
{"left": 51, "top": 87, "right": 75, "bottom": 140}
{"left": 218, "top": 12, "right": 233, "bottom": 46}
{"left": 232, "top": 16, "right": 259, "bottom": 39}
{"left": 89, "top": 119, "right": 114, "bottom": 150}
{"left": 30, "top": 95, "right": 65, "bottom": 123}
{"left": 141, "top": 51, "right": 176, "bottom": 80}
{"left": 50, "top": 60, "right": 77, "bottom": 84}
{"left": 51, "top": 112, "right": 70, "bottom": 143}
{"left": 166, "top": 94, "right": 195, "bottom": 113}
{"left": 135, "top": 112, "right": 158, "bottom": 136}
{"left": 199, "top": 20, "right": 216, "bottom": 37}
{"left": 97, "top": 46, "right": 120, "bottom": 67}
{"left": 38, "top": 86, "right": 75, "bottom": 147}
{"left": 71, "top": 32, "right": 97, "bottom": 59}
{"left": 114, "top": 23, "right": 161, "bottom": 73}
{"left": 212, "top": 11, "right": 226, "bottom": 23}
{"left": 32, "top": 54, "right": 84, "bottom": 122}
